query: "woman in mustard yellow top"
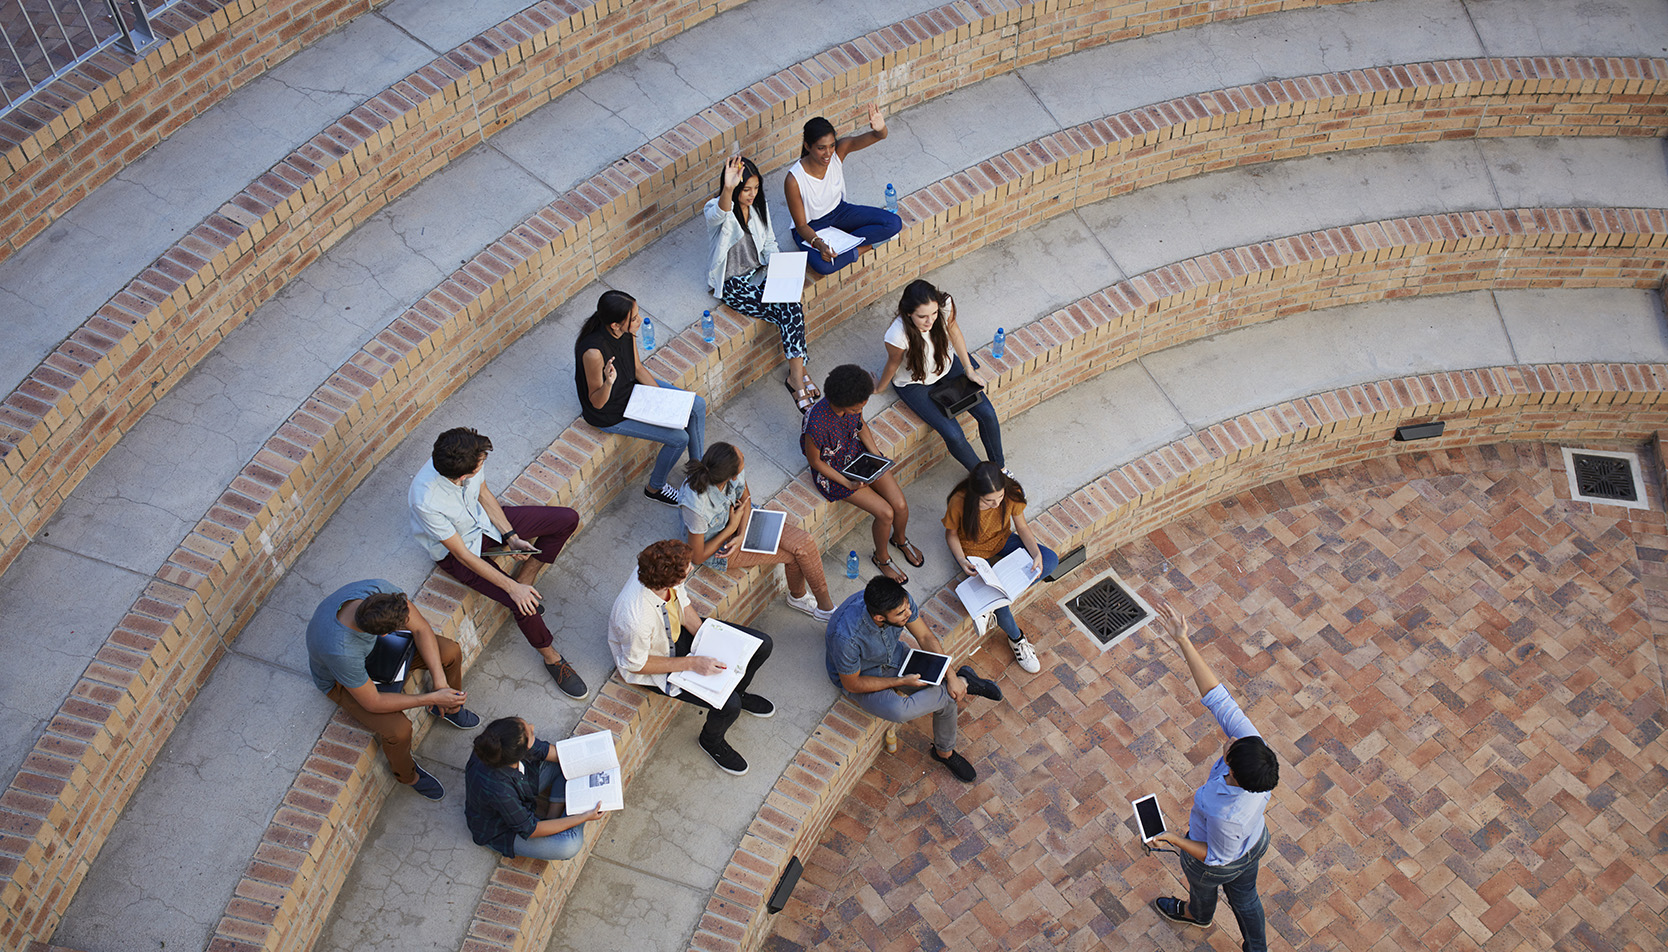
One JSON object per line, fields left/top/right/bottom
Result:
{"left": 943, "top": 463, "right": 1056, "bottom": 674}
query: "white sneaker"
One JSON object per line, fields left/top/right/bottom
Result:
{"left": 787, "top": 591, "right": 834, "bottom": 622}
{"left": 1010, "top": 635, "right": 1040, "bottom": 673}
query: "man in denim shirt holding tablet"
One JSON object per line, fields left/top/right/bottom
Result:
{"left": 1147, "top": 602, "right": 1278, "bottom": 952}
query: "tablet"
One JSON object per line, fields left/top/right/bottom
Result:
{"left": 740, "top": 508, "right": 786, "bottom": 555}
{"left": 480, "top": 545, "right": 542, "bottom": 558}
{"left": 1131, "top": 794, "right": 1165, "bottom": 843}
{"left": 899, "top": 649, "right": 950, "bottom": 686}
{"left": 840, "top": 453, "right": 893, "bottom": 483}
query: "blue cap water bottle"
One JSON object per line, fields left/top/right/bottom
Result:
{"left": 640, "top": 315, "right": 655, "bottom": 354}
{"left": 993, "top": 326, "right": 1005, "bottom": 359}
{"left": 846, "top": 550, "right": 860, "bottom": 579}
{"left": 701, "top": 309, "right": 714, "bottom": 344}
{"left": 884, "top": 183, "right": 898, "bottom": 215}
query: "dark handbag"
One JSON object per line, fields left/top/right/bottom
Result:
{"left": 365, "top": 629, "right": 415, "bottom": 693}
{"left": 928, "top": 372, "right": 983, "bottom": 416}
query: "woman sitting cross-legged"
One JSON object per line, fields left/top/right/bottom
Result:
{"left": 576, "top": 289, "right": 708, "bottom": 507}
{"left": 801, "top": 364, "right": 922, "bottom": 584}
{"left": 944, "top": 463, "right": 1057, "bottom": 674}
{"left": 705, "top": 155, "right": 821, "bottom": 413}
{"left": 879, "top": 279, "right": 1004, "bottom": 472}
{"left": 463, "top": 717, "right": 604, "bottom": 862}
{"left": 679, "top": 442, "right": 836, "bottom": 622}
{"left": 784, "top": 105, "right": 902, "bottom": 276}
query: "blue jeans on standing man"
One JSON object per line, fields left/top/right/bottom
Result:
{"left": 596, "top": 377, "right": 706, "bottom": 490}
{"left": 1179, "top": 826, "right": 1271, "bottom": 952}
{"left": 792, "top": 201, "right": 902, "bottom": 274}
{"left": 990, "top": 534, "right": 1056, "bottom": 642}
{"left": 894, "top": 354, "right": 1004, "bottom": 472}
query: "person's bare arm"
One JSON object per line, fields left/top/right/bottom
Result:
{"left": 946, "top": 524, "right": 975, "bottom": 575}
{"left": 838, "top": 671, "right": 926, "bottom": 694}
{"left": 581, "top": 347, "right": 618, "bottom": 410}
{"left": 532, "top": 803, "right": 605, "bottom": 837}
{"left": 1153, "top": 830, "right": 1209, "bottom": 861}
{"left": 1011, "top": 509, "right": 1044, "bottom": 577}
{"left": 835, "top": 104, "right": 889, "bottom": 159}
{"left": 342, "top": 676, "right": 463, "bottom": 716}
{"left": 784, "top": 175, "right": 835, "bottom": 262}
{"left": 802, "top": 432, "right": 857, "bottom": 493}
{"left": 904, "top": 615, "right": 964, "bottom": 700}
{"left": 404, "top": 602, "right": 455, "bottom": 700}
{"left": 942, "top": 295, "right": 986, "bottom": 387}
{"left": 877, "top": 341, "right": 907, "bottom": 389}
{"left": 439, "top": 533, "right": 541, "bottom": 615}
{"left": 1155, "top": 601, "right": 1219, "bottom": 698}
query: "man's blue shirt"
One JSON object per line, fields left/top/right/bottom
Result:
{"left": 824, "top": 590, "right": 918, "bottom": 685}
{"left": 1187, "top": 684, "right": 1271, "bottom": 865}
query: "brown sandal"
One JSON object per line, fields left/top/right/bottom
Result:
{"left": 890, "top": 536, "right": 925, "bottom": 568}
{"left": 802, "top": 374, "right": 823, "bottom": 402}
{"left": 871, "top": 553, "right": 908, "bottom": 584}
{"left": 784, "top": 377, "right": 812, "bottom": 414}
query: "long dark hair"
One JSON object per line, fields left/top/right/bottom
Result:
{"left": 949, "top": 462, "right": 1025, "bottom": 541}
{"left": 718, "top": 157, "right": 766, "bottom": 230}
{"left": 800, "top": 116, "right": 836, "bottom": 157}
{"left": 473, "top": 717, "right": 531, "bottom": 768}
{"left": 684, "top": 442, "right": 742, "bottom": 495}
{"left": 578, "top": 289, "right": 637, "bottom": 341}
{"left": 896, "top": 279, "right": 952, "bottom": 382}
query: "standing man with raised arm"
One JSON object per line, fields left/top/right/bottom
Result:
{"left": 1147, "top": 602, "right": 1279, "bottom": 952}
{"left": 409, "top": 427, "right": 588, "bottom": 699}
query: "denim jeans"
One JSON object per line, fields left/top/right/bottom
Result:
{"left": 510, "top": 762, "right": 586, "bottom": 861}
{"left": 842, "top": 682, "right": 958, "bottom": 752}
{"left": 894, "top": 354, "right": 1004, "bottom": 471}
{"left": 596, "top": 378, "right": 706, "bottom": 489}
{"left": 990, "top": 534, "right": 1057, "bottom": 642}
{"left": 792, "top": 201, "right": 902, "bottom": 274}
{"left": 1179, "top": 826, "right": 1271, "bottom": 952}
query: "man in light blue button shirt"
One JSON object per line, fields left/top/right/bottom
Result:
{"left": 1148, "top": 601, "right": 1278, "bottom": 952}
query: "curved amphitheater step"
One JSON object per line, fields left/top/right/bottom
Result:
{"left": 45, "top": 117, "right": 1668, "bottom": 949}
{"left": 1, "top": 0, "right": 1656, "bottom": 949}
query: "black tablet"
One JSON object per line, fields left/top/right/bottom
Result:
{"left": 899, "top": 649, "right": 950, "bottom": 686}
{"left": 1132, "top": 794, "right": 1166, "bottom": 842}
{"left": 840, "top": 452, "right": 893, "bottom": 483}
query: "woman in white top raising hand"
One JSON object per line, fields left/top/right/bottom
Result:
{"left": 784, "top": 104, "right": 902, "bottom": 276}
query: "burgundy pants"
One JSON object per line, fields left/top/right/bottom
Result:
{"left": 436, "top": 505, "right": 580, "bottom": 650}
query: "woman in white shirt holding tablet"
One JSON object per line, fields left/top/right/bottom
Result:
{"left": 679, "top": 442, "right": 835, "bottom": 621}
{"left": 877, "top": 279, "right": 1005, "bottom": 472}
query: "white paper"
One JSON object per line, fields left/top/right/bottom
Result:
{"left": 761, "top": 251, "right": 809, "bottom": 303}
{"left": 623, "top": 384, "right": 696, "bottom": 429}
{"left": 815, "top": 227, "right": 863, "bottom": 255}
{"left": 666, "top": 618, "right": 763, "bottom": 707}
{"left": 954, "top": 548, "right": 1042, "bottom": 631}
{"left": 740, "top": 508, "right": 785, "bottom": 555}
{"left": 555, "top": 730, "right": 624, "bottom": 812}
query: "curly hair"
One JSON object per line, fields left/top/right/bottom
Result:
{"left": 637, "top": 539, "right": 694, "bottom": 589}
{"left": 354, "top": 592, "right": 409, "bottom": 635}
{"left": 432, "top": 427, "right": 493, "bottom": 480}
{"left": 823, "top": 363, "right": 874, "bottom": 410}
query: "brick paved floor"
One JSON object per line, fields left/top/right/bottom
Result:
{"left": 765, "top": 444, "right": 1668, "bottom": 952}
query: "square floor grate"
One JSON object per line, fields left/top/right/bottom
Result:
{"left": 1560, "top": 447, "right": 1649, "bottom": 511}
{"left": 1061, "top": 571, "right": 1155, "bottom": 653}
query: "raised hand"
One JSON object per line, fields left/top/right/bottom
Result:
{"left": 868, "top": 103, "right": 886, "bottom": 134}
{"left": 722, "top": 154, "right": 745, "bottom": 191}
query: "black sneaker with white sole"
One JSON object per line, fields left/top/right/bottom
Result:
{"left": 644, "top": 484, "right": 682, "bottom": 507}
{"left": 408, "top": 764, "right": 445, "bottom": 801}
{"left": 699, "top": 735, "right": 749, "bottom": 775}
{"left": 739, "top": 693, "right": 775, "bottom": 718}
{"left": 429, "top": 706, "right": 481, "bottom": 729}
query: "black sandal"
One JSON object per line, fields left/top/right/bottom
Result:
{"left": 890, "top": 536, "right": 924, "bottom": 568}
{"left": 871, "top": 553, "right": 908, "bottom": 584}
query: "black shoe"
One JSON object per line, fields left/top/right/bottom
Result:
{"left": 408, "top": 764, "right": 445, "bottom": 801}
{"left": 739, "top": 693, "right": 775, "bottom": 718}
{"left": 1154, "top": 897, "right": 1209, "bottom": 928}
{"left": 545, "top": 659, "right": 589, "bottom": 699}
{"left": 957, "top": 665, "right": 1003, "bottom": 702}
{"left": 699, "top": 735, "right": 749, "bottom": 776}
{"left": 644, "top": 484, "right": 681, "bottom": 507}
{"left": 430, "top": 706, "right": 480, "bottom": 729}
{"left": 930, "top": 748, "right": 976, "bottom": 783}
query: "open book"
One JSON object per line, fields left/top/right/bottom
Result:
{"left": 554, "top": 730, "right": 623, "bottom": 812}
{"left": 624, "top": 384, "right": 696, "bottom": 429}
{"left": 665, "top": 618, "right": 764, "bottom": 707}
{"left": 954, "top": 548, "right": 1043, "bottom": 635}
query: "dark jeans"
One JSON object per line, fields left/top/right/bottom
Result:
{"left": 649, "top": 622, "right": 774, "bottom": 744}
{"left": 1180, "top": 826, "right": 1271, "bottom": 952}
{"left": 894, "top": 354, "right": 1004, "bottom": 471}
{"left": 792, "top": 201, "right": 902, "bottom": 274}
{"left": 435, "top": 505, "right": 580, "bottom": 651}
{"left": 990, "top": 534, "right": 1057, "bottom": 641}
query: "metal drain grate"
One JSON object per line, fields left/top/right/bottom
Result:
{"left": 1560, "top": 447, "right": 1649, "bottom": 511}
{"left": 1065, "top": 576, "right": 1151, "bottom": 649}
{"left": 1571, "top": 453, "right": 1637, "bottom": 502}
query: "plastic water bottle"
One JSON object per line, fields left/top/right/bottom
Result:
{"left": 884, "top": 183, "right": 898, "bottom": 215}
{"left": 640, "top": 315, "right": 655, "bottom": 354}
{"left": 993, "top": 327, "right": 1006, "bottom": 359}
{"left": 846, "top": 550, "right": 859, "bottom": 579}
{"left": 700, "top": 309, "right": 714, "bottom": 344}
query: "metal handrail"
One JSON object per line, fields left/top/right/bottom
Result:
{"left": 1, "top": 0, "right": 169, "bottom": 120}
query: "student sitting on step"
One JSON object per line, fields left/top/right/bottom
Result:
{"left": 800, "top": 364, "right": 922, "bottom": 583}
{"left": 784, "top": 105, "right": 902, "bottom": 276}
{"left": 705, "top": 154, "right": 820, "bottom": 413}
{"left": 463, "top": 717, "right": 603, "bottom": 862}
{"left": 408, "top": 426, "right": 588, "bottom": 700}
{"left": 943, "top": 463, "right": 1056, "bottom": 674}
{"left": 679, "top": 441, "right": 836, "bottom": 622}
{"left": 877, "top": 279, "right": 1004, "bottom": 473}
{"left": 575, "top": 289, "right": 708, "bottom": 507}
{"left": 607, "top": 540, "right": 776, "bottom": 777}
{"left": 305, "top": 581, "right": 476, "bottom": 801}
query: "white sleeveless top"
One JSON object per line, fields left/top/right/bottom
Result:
{"left": 787, "top": 152, "right": 847, "bottom": 221}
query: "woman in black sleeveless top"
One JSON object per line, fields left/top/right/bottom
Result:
{"left": 575, "top": 290, "right": 707, "bottom": 506}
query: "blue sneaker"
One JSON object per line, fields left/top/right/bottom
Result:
{"left": 408, "top": 764, "right": 445, "bottom": 801}
{"left": 430, "top": 706, "right": 480, "bottom": 729}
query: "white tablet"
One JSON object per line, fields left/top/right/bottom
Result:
{"left": 1132, "top": 794, "right": 1166, "bottom": 843}
{"left": 740, "top": 508, "right": 785, "bottom": 555}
